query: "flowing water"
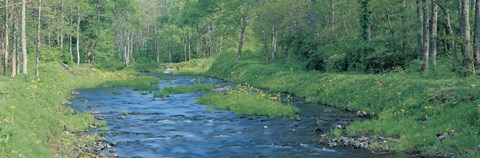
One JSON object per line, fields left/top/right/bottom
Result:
{"left": 70, "top": 75, "right": 407, "bottom": 158}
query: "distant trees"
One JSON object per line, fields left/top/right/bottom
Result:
{"left": 2, "top": 0, "right": 480, "bottom": 76}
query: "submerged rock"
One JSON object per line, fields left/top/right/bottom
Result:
{"left": 163, "top": 67, "right": 177, "bottom": 74}
{"left": 356, "top": 111, "right": 368, "bottom": 117}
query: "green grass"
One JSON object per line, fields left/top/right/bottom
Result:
{"left": 197, "top": 86, "right": 299, "bottom": 118}
{"left": 153, "top": 84, "right": 214, "bottom": 97}
{"left": 198, "top": 51, "right": 480, "bottom": 157}
{"left": 164, "top": 58, "right": 214, "bottom": 75}
{"left": 0, "top": 63, "right": 152, "bottom": 157}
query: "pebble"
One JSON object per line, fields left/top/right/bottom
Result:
{"left": 263, "top": 126, "right": 268, "bottom": 129}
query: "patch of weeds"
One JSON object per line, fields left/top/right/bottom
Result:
{"left": 153, "top": 84, "right": 214, "bottom": 97}
{"left": 197, "top": 86, "right": 299, "bottom": 118}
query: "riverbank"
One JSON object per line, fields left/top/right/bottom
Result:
{"left": 168, "top": 52, "right": 480, "bottom": 157}
{"left": 0, "top": 63, "right": 156, "bottom": 157}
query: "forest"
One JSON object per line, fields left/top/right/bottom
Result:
{"left": 1, "top": 0, "right": 480, "bottom": 157}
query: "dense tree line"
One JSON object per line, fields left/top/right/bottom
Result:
{"left": 1, "top": 0, "right": 480, "bottom": 76}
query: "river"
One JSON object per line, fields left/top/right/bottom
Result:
{"left": 69, "top": 75, "right": 407, "bottom": 158}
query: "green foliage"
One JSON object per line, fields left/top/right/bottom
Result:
{"left": 197, "top": 86, "right": 299, "bottom": 118}
{"left": 153, "top": 84, "right": 214, "bottom": 97}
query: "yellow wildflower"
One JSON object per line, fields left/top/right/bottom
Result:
{"left": 9, "top": 106, "right": 16, "bottom": 109}
{"left": 4, "top": 117, "right": 11, "bottom": 123}
{"left": 32, "top": 80, "right": 36, "bottom": 83}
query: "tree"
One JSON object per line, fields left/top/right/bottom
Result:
{"left": 474, "top": 0, "right": 480, "bottom": 71}
{"left": 429, "top": 1, "right": 438, "bottom": 70}
{"left": 422, "top": 0, "right": 430, "bottom": 73}
{"left": 36, "top": 0, "right": 42, "bottom": 77}
{"left": 237, "top": 16, "right": 247, "bottom": 61}
{"left": 359, "top": 0, "right": 371, "bottom": 69}
{"left": 21, "top": 0, "right": 27, "bottom": 74}
{"left": 460, "top": 0, "right": 474, "bottom": 73}
{"left": 3, "top": 0, "right": 9, "bottom": 75}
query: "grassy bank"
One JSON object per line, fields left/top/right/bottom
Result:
{"left": 153, "top": 84, "right": 214, "bottom": 97}
{"left": 193, "top": 51, "right": 480, "bottom": 157}
{"left": 0, "top": 63, "right": 157, "bottom": 157}
{"left": 197, "top": 86, "right": 299, "bottom": 118}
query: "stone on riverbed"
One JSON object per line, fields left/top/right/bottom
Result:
{"left": 163, "top": 67, "right": 177, "bottom": 74}
{"left": 356, "top": 111, "right": 368, "bottom": 117}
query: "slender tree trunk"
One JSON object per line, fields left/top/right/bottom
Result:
{"left": 310, "top": 0, "right": 318, "bottom": 36}
{"left": 359, "top": 0, "right": 371, "bottom": 69}
{"left": 261, "top": 25, "right": 269, "bottom": 60}
{"left": 422, "top": 0, "right": 430, "bottom": 73}
{"left": 385, "top": 10, "right": 398, "bottom": 52}
{"left": 461, "top": 0, "right": 474, "bottom": 73}
{"left": 188, "top": 36, "right": 191, "bottom": 61}
{"left": 76, "top": 15, "right": 81, "bottom": 65}
{"left": 236, "top": 16, "right": 247, "bottom": 61}
{"left": 21, "top": 0, "right": 27, "bottom": 74}
{"left": 207, "top": 23, "right": 213, "bottom": 57}
{"left": 271, "top": 26, "right": 277, "bottom": 60}
{"left": 474, "top": 0, "right": 480, "bottom": 71}
{"left": 430, "top": 2, "right": 438, "bottom": 70}
{"left": 60, "top": 0, "right": 64, "bottom": 50}
{"left": 438, "top": 3, "right": 459, "bottom": 72}
{"left": 417, "top": 0, "right": 424, "bottom": 58}
{"left": 12, "top": 11, "right": 18, "bottom": 77}
{"left": 3, "top": 0, "right": 9, "bottom": 75}
{"left": 69, "top": 19, "right": 73, "bottom": 63}
{"left": 36, "top": 0, "right": 42, "bottom": 77}
{"left": 183, "top": 37, "right": 187, "bottom": 62}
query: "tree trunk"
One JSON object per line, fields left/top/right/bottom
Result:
{"left": 261, "top": 25, "right": 269, "bottom": 60}
{"left": 207, "top": 23, "right": 213, "bottom": 57}
{"left": 430, "top": 2, "right": 438, "bottom": 70}
{"left": 76, "top": 16, "right": 81, "bottom": 65}
{"left": 188, "top": 36, "right": 191, "bottom": 61}
{"left": 359, "top": 0, "right": 371, "bottom": 68}
{"left": 474, "top": 0, "right": 480, "bottom": 71}
{"left": 3, "top": 0, "right": 9, "bottom": 75}
{"left": 12, "top": 12, "right": 18, "bottom": 77}
{"left": 416, "top": 0, "right": 424, "bottom": 58}
{"left": 60, "top": 0, "right": 64, "bottom": 50}
{"left": 271, "top": 26, "right": 277, "bottom": 60}
{"left": 21, "top": 0, "right": 27, "bottom": 74}
{"left": 461, "top": 0, "right": 474, "bottom": 73}
{"left": 422, "top": 0, "right": 430, "bottom": 73}
{"left": 438, "top": 2, "right": 459, "bottom": 72}
{"left": 310, "top": 0, "right": 318, "bottom": 36}
{"left": 184, "top": 37, "right": 187, "bottom": 62}
{"left": 236, "top": 16, "right": 247, "bottom": 61}
{"left": 385, "top": 10, "right": 398, "bottom": 52}
{"left": 36, "top": 0, "right": 42, "bottom": 77}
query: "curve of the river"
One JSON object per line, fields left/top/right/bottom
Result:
{"left": 70, "top": 75, "right": 407, "bottom": 158}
